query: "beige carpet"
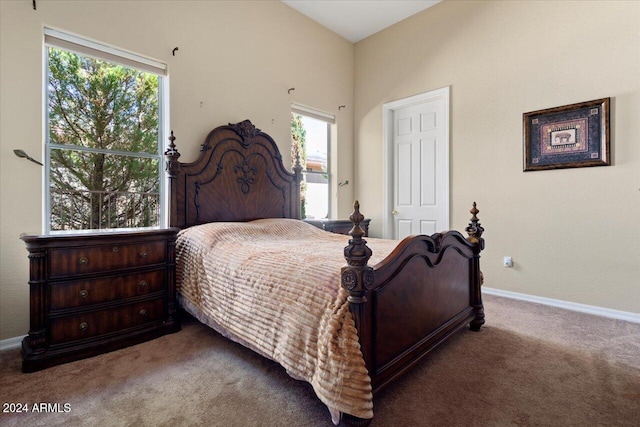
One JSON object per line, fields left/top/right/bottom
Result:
{"left": 1, "top": 294, "right": 639, "bottom": 426}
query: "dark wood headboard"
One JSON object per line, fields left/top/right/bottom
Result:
{"left": 165, "top": 120, "right": 302, "bottom": 228}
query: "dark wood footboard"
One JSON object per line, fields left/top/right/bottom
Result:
{"left": 341, "top": 202, "right": 485, "bottom": 393}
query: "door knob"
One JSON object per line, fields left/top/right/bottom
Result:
{"left": 392, "top": 210, "right": 398, "bottom": 215}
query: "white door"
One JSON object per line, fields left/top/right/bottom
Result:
{"left": 383, "top": 88, "right": 449, "bottom": 240}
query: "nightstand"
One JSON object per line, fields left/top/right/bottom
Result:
{"left": 304, "top": 218, "right": 370, "bottom": 237}
{"left": 20, "top": 228, "right": 181, "bottom": 373}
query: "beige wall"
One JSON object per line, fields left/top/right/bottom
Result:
{"left": 354, "top": 0, "right": 640, "bottom": 312}
{"left": 0, "top": 1, "right": 354, "bottom": 340}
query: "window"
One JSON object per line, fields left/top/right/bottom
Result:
{"left": 291, "top": 105, "right": 334, "bottom": 219}
{"left": 44, "top": 29, "right": 167, "bottom": 232}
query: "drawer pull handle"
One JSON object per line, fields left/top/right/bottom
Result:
{"left": 139, "top": 280, "right": 148, "bottom": 288}
{"left": 79, "top": 289, "right": 89, "bottom": 298}
{"left": 139, "top": 251, "right": 148, "bottom": 258}
{"left": 112, "top": 246, "right": 119, "bottom": 253}
{"left": 139, "top": 309, "right": 148, "bottom": 317}
{"left": 79, "top": 257, "right": 89, "bottom": 265}
{"left": 79, "top": 322, "right": 89, "bottom": 331}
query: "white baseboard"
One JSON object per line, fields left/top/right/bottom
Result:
{"left": 0, "top": 335, "right": 24, "bottom": 351}
{"left": 484, "top": 287, "right": 640, "bottom": 324}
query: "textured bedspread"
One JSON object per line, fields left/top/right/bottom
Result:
{"left": 175, "top": 219, "right": 399, "bottom": 419}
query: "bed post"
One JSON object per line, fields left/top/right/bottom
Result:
{"left": 341, "top": 201, "right": 375, "bottom": 427}
{"left": 164, "top": 131, "right": 181, "bottom": 228}
{"left": 465, "top": 202, "right": 485, "bottom": 331}
{"left": 341, "top": 201, "right": 374, "bottom": 370}
{"left": 292, "top": 151, "right": 303, "bottom": 220}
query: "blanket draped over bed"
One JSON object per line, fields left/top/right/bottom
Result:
{"left": 176, "top": 219, "right": 399, "bottom": 419}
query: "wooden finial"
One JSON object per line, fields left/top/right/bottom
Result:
{"left": 465, "top": 202, "right": 484, "bottom": 243}
{"left": 293, "top": 150, "right": 303, "bottom": 175}
{"left": 470, "top": 202, "right": 479, "bottom": 222}
{"left": 342, "top": 201, "right": 373, "bottom": 301}
{"left": 164, "top": 131, "right": 181, "bottom": 176}
{"left": 349, "top": 200, "right": 365, "bottom": 240}
{"left": 165, "top": 131, "right": 178, "bottom": 154}
{"left": 343, "top": 200, "right": 371, "bottom": 269}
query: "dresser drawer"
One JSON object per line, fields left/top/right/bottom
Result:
{"left": 48, "top": 241, "right": 166, "bottom": 278}
{"left": 49, "top": 297, "right": 166, "bottom": 345}
{"left": 49, "top": 269, "right": 165, "bottom": 310}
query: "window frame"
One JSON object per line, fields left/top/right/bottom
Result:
{"left": 43, "top": 28, "right": 169, "bottom": 233}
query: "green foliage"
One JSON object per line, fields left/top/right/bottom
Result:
{"left": 290, "top": 113, "right": 307, "bottom": 167}
{"left": 47, "top": 47, "right": 160, "bottom": 230}
{"left": 291, "top": 113, "right": 308, "bottom": 218}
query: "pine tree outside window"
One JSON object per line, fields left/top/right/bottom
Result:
{"left": 44, "top": 29, "right": 167, "bottom": 232}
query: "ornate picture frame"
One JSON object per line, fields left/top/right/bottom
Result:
{"left": 523, "top": 98, "right": 610, "bottom": 171}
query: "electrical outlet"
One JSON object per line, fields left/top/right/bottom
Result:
{"left": 503, "top": 256, "right": 513, "bottom": 268}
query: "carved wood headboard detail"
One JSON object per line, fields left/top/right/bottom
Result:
{"left": 165, "top": 120, "right": 303, "bottom": 228}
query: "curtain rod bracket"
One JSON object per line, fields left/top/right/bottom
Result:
{"left": 288, "top": 87, "right": 295, "bottom": 94}
{"left": 172, "top": 47, "right": 179, "bottom": 56}
{"left": 338, "top": 105, "right": 346, "bottom": 110}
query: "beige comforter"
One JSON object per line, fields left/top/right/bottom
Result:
{"left": 175, "top": 218, "right": 399, "bottom": 420}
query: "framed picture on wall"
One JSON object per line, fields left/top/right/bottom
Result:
{"left": 523, "top": 98, "right": 610, "bottom": 171}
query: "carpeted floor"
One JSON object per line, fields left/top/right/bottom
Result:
{"left": 1, "top": 294, "right": 639, "bottom": 426}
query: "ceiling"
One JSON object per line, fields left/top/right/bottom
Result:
{"left": 281, "top": 0, "right": 441, "bottom": 43}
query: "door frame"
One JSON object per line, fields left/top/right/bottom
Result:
{"left": 382, "top": 86, "right": 450, "bottom": 239}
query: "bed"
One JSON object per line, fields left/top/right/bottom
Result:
{"left": 165, "top": 120, "right": 485, "bottom": 425}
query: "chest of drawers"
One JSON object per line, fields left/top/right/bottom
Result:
{"left": 20, "top": 228, "right": 181, "bottom": 372}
